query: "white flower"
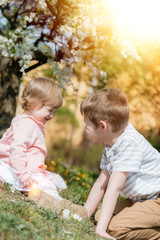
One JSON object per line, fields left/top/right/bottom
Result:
{"left": 71, "top": 213, "right": 82, "bottom": 221}
{"left": 62, "top": 209, "right": 70, "bottom": 219}
{"left": 62, "top": 209, "right": 82, "bottom": 221}
{"left": 64, "top": 230, "right": 72, "bottom": 235}
{"left": 15, "top": 27, "right": 22, "bottom": 34}
{"left": 24, "top": 13, "right": 36, "bottom": 23}
{"left": 2, "top": 50, "right": 9, "bottom": 57}
{"left": 0, "top": 36, "right": 8, "bottom": 43}
{"left": 37, "top": 0, "right": 47, "bottom": 10}
{"left": 10, "top": 185, "right": 16, "bottom": 193}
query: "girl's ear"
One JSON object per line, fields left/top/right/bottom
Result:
{"left": 99, "top": 120, "right": 108, "bottom": 131}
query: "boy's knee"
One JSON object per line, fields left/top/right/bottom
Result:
{"left": 108, "top": 216, "right": 129, "bottom": 239}
{"left": 108, "top": 217, "right": 119, "bottom": 237}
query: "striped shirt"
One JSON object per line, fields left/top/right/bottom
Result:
{"left": 100, "top": 123, "right": 160, "bottom": 201}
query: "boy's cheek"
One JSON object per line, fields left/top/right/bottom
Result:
{"left": 86, "top": 130, "right": 94, "bottom": 138}
{"left": 85, "top": 127, "right": 91, "bottom": 134}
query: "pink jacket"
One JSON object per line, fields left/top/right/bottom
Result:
{"left": 0, "top": 113, "right": 47, "bottom": 184}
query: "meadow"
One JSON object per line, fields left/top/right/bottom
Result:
{"left": 0, "top": 157, "right": 108, "bottom": 240}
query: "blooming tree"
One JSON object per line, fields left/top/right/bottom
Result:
{"left": 0, "top": 0, "right": 100, "bottom": 135}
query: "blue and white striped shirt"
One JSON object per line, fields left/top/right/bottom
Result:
{"left": 100, "top": 123, "right": 160, "bottom": 201}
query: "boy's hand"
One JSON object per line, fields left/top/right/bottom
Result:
{"left": 95, "top": 228, "right": 117, "bottom": 240}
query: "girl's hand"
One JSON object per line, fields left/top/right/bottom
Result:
{"left": 95, "top": 228, "right": 117, "bottom": 240}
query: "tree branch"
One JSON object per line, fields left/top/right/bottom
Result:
{"left": 25, "top": 50, "right": 49, "bottom": 73}
{"left": 0, "top": 29, "right": 5, "bottom": 36}
{"left": 25, "top": 61, "right": 44, "bottom": 73}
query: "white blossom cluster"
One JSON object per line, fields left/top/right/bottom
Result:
{"left": 0, "top": 26, "right": 36, "bottom": 73}
{"left": 0, "top": 1, "right": 99, "bottom": 74}
{"left": 24, "top": 13, "right": 36, "bottom": 23}
{"left": 37, "top": 0, "right": 47, "bottom": 11}
{"left": 0, "top": 0, "right": 13, "bottom": 6}
{"left": 0, "top": 8, "right": 40, "bottom": 73}
{"left": 62, "top": 209, "right": 82, "bottom": 221}
{"left": 111, "top": 29, "right": 141, "bottom": 61}
{"left": 120, "top": 40, "right": 141, "bottom": 61}
{"left": 56, "top": 0, "right": 99, "bottom": 57}
{"left": 36, "top": 0, "right": 57, "bottom": 11}
{"left": 57, "top": 12, "right": 98, "bottom": 64}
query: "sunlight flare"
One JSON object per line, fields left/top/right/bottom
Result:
{"left": 102, "top": 0, "right": 160, "bottom": 40}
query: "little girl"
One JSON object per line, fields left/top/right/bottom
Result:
{"left": 0, "top": 77, "right": 67, "bottom": 201}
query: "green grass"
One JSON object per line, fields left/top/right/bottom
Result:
{"left": 0, "top": 157, "right": 125, "bottom": 240}
{"left": 0, "top": 182, "right": 107, "bottom": 240}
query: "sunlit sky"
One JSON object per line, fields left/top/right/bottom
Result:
{"left": 101, "top": 0, "right": 160, "bottom": 42}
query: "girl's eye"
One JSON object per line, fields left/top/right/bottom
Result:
{"left": 50, "top": 108, "right": 56, "bottom": 114}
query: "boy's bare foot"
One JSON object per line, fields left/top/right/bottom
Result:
{"left": 28, "top": 188, "right": 88, "bottom": 218}
{"left": 28, "top": 188, "right": 44, "bottom": 202}
{"left": 28, "top": 189, "right": 61, "bottom": 213}
{"left": 69, "top": 202, "right": 88, "bottom": 218}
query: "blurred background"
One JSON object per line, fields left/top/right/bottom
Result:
{"left": 1, "top": 0, "right": 160, "bottom": 176}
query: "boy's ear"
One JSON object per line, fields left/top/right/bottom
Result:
{"left": 99, "top": 120, "right": 108, "bottom": 131}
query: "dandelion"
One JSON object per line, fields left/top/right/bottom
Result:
{"left": 51, "top": 160, "right": 56, "bottom": 166}
{"left": 76, "top": 177, "right": 80, "bottom": 181}
{"left": 87, "top": 184, "right": 91, "bottom": 188}
{"left": 64, "top": 169, "right": 69, "bottom": 175}
{"left": 82, "top": 182, "right": 85, "bottom": 186}
{"left": 78, "top": 173, "right": 86, "bottom": 178}
{"left": 39, "top": 164, "right": 47, "bottom": 170}
{"left": 81, "top": 174, "right": 86, "bottom": 179}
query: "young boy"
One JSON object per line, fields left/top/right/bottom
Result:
{"left": 81, "top": 88, "right": 160, "bottom": 240}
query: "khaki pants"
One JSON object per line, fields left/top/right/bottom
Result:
{"left": 95, "top": 196, "right": 160, "bottom": 240}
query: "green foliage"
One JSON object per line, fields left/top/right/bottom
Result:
{"left": 69, "top": 144, "right": 103, "bottom": 170}
{"left": 147, "top": 135, "right": 160, "bottom": 152}
{"left": 42, "top": 63, "right": 77, "bottom": 91}
{"left": 43, "top": 67, "right": 54, "bottom": 79}
{"left": 48, "top": 139, "right": 103, "bottom": 171}
{"left": 51, "top": 62, "right": 76, "bottom": 91}
{"left": 55, "top": 106, "right": 79, "bottom": 127}
{"left": 45, "top": 155, "right": 99, "bottom": 205}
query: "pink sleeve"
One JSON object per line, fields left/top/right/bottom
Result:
{"left": 9, "top": 118, "right": 38, "bottom": 184}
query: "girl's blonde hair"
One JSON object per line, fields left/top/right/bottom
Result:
{"left": 80, "top": 88, "right": 129, "bottom": 132}
{"left": 21, "top": 77, "right": 63, "bottom": 110}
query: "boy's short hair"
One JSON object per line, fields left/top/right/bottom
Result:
{"left": 80, "top": 88, "right": 129, "bottom": 132}
{"left": 21, "top": 77, "right": 63, "bottom": 110}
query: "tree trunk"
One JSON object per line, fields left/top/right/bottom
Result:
{"left": 0, "top": 56, "right": 22, "bottom": 137}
